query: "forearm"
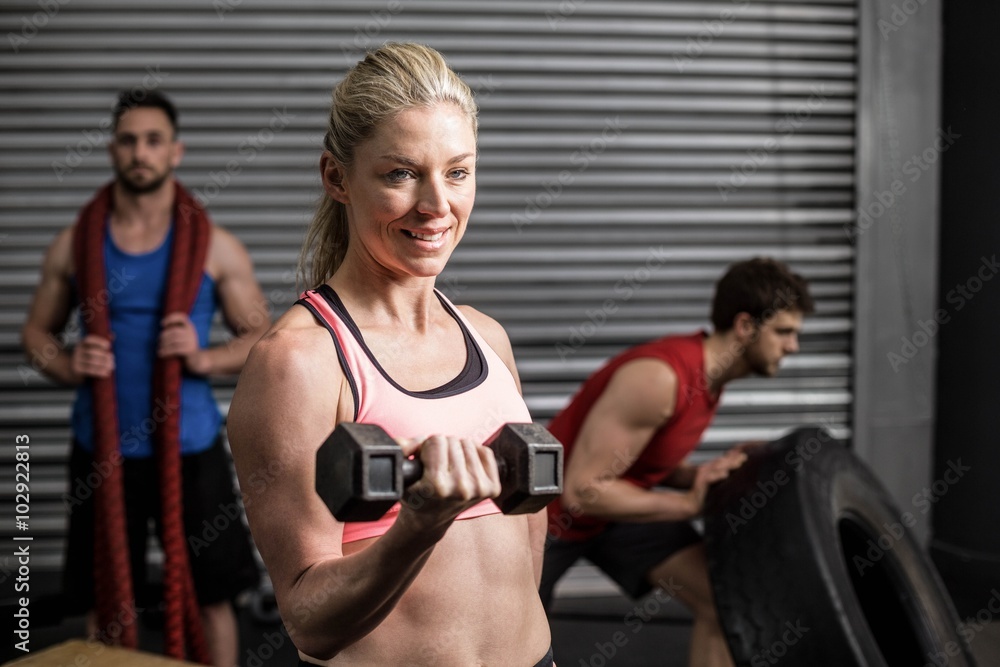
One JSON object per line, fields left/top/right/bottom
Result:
{"left": 567, "top": 478, "right": 697, "bottom": 524}
{"left": 281, "top": 517, "right": 445, "bottom": 660}
{"left": 21, "top": 327, "right": 79, "bottom": 386}
{"left": 663, "top": 462, "right": 697, "bottom": 489}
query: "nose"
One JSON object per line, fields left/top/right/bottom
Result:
{"left": 132, "top": 138, "right": 152, "bottom": 164}
{"left": 416, "top": 176, "right": 449, "bottom": 218}
{"left": 785, "top": 334, "right": 800, "bottom": 355}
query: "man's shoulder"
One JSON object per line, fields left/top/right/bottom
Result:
{"left": 613, "top": 355, "right": 679, "bottom": 388}
{"left": 622, "top": 332, "right": 703, "bottom": 368}
{"left": 207, "top": 222, "right": 242, "bottom": 248}
{"left": 609, "top": 334, "right": 710, "bottom": 406}
{"left": 53, "top": 224, "right": 76, "bottom": 245}
{"left": 45, "top": 226, "right": 77, "bottom": 276}
{"left": 205, "top": 223, "right": 255, "bottom": 278}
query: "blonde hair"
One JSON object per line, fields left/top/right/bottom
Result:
{"left": 298, "top": 42, "right": 479, "bottom": 288}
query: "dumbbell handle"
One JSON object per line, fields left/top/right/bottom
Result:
{"left": 316, "top": 422, "right": 563, "bottom": 522}
{"left": 400, "top": 454, "right": 509, "bottom": 487}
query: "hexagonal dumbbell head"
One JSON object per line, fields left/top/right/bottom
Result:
{"left": 316, "top": 422, "right": 405, "bottom": 522}
{"left": 486, "top": 423, "right": 564, "bottom": 514}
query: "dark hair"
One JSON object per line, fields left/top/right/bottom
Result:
{"left": 112, "top": 89, "right": 178, "bottom": 135}
{"left": 710, "top": 257, "right": 815, "bottom": 332}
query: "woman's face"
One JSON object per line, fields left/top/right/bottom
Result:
{"left": 327, "top": 103, "right": 477, "bottom": 281}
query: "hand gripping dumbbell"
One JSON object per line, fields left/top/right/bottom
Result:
{"left": 316, "top": 422, "right": 564, "bottom": 522}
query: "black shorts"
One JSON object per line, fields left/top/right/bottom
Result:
{"left": 539, "top": 520, "right": 701, "bottom": 608}
{"left": 63, "top": 437, "right": 260, "bottom": 614}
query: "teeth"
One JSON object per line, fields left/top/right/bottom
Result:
{"left": 408, "top": 231, "right": 444, "bottom": 242}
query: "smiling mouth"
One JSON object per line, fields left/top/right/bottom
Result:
{"left": 404, "top": 230, "right": 445, "bottom": 242}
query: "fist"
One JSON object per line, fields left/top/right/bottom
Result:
{"left": 399, "top": 435, "right": 502, "bottom": 530}
{"left": 158, "top": 312, "right": 209, "bottom": 374}
{"left": 71, "top": 334, "right": 115, "bottom": 380}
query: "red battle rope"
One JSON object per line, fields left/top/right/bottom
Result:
{"left": 73, "top": 181, "right": 212, "bottom": 664}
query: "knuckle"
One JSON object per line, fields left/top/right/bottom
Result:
{"left": 430, "top": 472, "right": 452, "bottom": 495}
{"left": 455, "top": 478, "right": 473, "bottom": 500}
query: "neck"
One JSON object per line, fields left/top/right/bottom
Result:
{"left": 328, "top": 254, "right": 442, "bottom": 332}
{"left": 111, "top": 179, "right": 175, "bottom": 227}
{"left": 702, "top": 330, "right": 751, "bottom": 394}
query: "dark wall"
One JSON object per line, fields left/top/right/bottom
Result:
{"left": 932, "top": 0, "right": 1000, "bottom": 617}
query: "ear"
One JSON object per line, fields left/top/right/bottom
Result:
{"left": 733, "top": 312, "right": 757, "bottom": 342}
{"left": 170, "top": 140, "right": 185, "bottom": 170}
{"left": 320, "top": 151, "right": 351, "bottom": 205}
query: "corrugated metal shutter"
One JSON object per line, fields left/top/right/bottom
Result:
{"left": 0, "top": 0, "right": 856, "bottom": 583}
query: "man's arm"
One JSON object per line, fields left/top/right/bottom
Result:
{"left": 561, "top": 359, "right": 743, "bottom": 523}
{"left": 663, "top": 462, "right": 698, "bottom": 489}
{"left": 666, "top": 441, "right": 760, "bottom": 489}
{"left": 158, "top": 226, "right": 270, "bottom": 376}
{"left": 21, "top": 228, "right": 114, "bottom": 385}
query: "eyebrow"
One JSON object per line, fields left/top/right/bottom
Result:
{"left": 114, "top": 130, "right": 167, "bottom": 139}
{"left": 378, "top": 153, "right": 475, "bottom": 166}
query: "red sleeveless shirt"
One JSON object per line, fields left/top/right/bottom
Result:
{"left": 547, "top": 332, "right": 721, "bottom": 541}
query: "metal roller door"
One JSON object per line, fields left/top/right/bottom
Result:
{"left": 0, "top": 0, "right": 856, "bottom": 583}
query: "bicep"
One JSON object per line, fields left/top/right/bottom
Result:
{"left": 212, "top": 229, "right": 269, "bottom": 335}
{"left": 24, "top": 230, "right": 75, "bottom": 335}
{"left": 566, "top": 359, "right": 677, "bottom": 484}
{"left": 227, "top": 331, "right": 346, "bottom": 596}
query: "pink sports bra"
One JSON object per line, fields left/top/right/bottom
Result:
{"left": 297, "top": 285, "right": 532, "bottom": 543}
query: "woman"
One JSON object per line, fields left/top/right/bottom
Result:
{"left": 227, "top": 43, "right": 553, "bottom": 666}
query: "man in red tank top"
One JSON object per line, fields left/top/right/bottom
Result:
{"left": 541, "top": 258, "right": 814, "bottom": 667}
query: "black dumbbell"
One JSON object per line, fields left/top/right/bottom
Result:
{"left": 316, "top": 422, "right": 564, "bottom": 522}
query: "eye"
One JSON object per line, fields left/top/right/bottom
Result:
{"left": 385, "top": 169, "right": 413, "bottom": 183}
{"left": 448, "top": 168, "right": 471, "bottom": 180}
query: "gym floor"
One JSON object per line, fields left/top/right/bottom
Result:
{"left": 10, "top": 570, "right": 1000, "bottom": 666}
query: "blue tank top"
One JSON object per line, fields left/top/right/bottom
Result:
{"left": 71, "top": 224, "right": 221, "bottom": 458}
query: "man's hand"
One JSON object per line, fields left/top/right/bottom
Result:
{"left": 158, "top": 312, "right": 209, "bottom": 375}
{"left": 70, "top": 334, "right": 115, "bottom": 381}
{"left": 729, "top": 440, "right": 766, "bottom": 455}
{"left": 687, "top": 449, "right": 748, "bottom": 517}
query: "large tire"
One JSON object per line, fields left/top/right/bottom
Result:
{"left": 703, "top": 427, "right": 975, "bottom": 667}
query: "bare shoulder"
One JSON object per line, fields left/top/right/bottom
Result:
{"left": 604, "top": 357, "right": 679, "bottom": 423}
{"left": 51, "top": 225, "right": 75, "bottom": 252}
{"left": 208, "top": 223, "right": 243, "bottom": 250}
{"left": 207, "top": 223, "right": 253, "bottom": 275}
{"left": 47, "top": 226, "right": 76, "bottom": 277}
{"left": 615, "top": 356, "right": 678, "bottom": 387}
{"left": 227, "top": 306, "right": 345, "bottom": 516}
{"left": 455, "top": 304, "right": 512, "bottom": 356}
{"left": 456, "top": 304, "right": 521, "bottom": 390}
{"left": 240, "top": 306, "right": 338, "bottom": 393}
